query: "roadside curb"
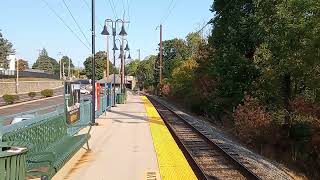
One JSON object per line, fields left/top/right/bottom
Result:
{"left": 0, "top": 95, "right": 64, "bottom": 110}
{"left": 0, "top": 85, "right": 64, "bottom": 98}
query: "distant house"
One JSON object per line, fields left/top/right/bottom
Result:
{"left": 0, "top": 54, "right": 16, "bottom": 71}
{"left": 7, "top": 55, "right": 16, "bottom": 70}
{"left": 98, "top": 74, "right": 137, "bottom": 90}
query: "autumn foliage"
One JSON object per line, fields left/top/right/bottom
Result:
{"left": 233, "top": 96, "right": 271, "bottom": 144}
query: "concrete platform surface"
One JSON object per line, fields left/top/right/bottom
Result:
{"left": 54, "top": 93, "right": 160, "bottom": 180}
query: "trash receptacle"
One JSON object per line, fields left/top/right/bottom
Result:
{"left": 0, "top": 144, "right": 28, "bottom": 179}
{"left": 116, "top": 93, "right": 125, "bottom": 104}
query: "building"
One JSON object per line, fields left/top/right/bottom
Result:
{"left": 0, "top": 54, "right": 16, "bottom": 71}
{"left": 98, "top": 74, "right": 137, "bottom": 90}
{"left": 8, "top": 55, "right": 16, "bottom": 70}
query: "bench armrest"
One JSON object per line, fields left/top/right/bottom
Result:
{"left": 69, "top": 123, "right": 92, "bottom": 134}
{"left": 71, "top": 123, "right": 90, "bottom": 128}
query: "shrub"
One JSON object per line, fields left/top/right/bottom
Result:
{"left": 290, "top": 121, "right": 311, "bottom": 141}
{"left": 233, "top": 95, "right": 271, "bottom": 144}
{"left": 161, "top": 83, "right": 171, "bottom": 96}
{"left": 28, "top": 92, "right": 37, "bottom": 99}
{"left": 41, "top": 89, "right": 54, "bottom": 97}
{"left": 2, "top": 94, "right": 19, "bottom": 104}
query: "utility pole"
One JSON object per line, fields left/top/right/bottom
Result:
{"left": 91, "top": 0, "right": 97, "bottom": 125}
{"left": 78, "top": 61, "right": 80, "bottom": 78}
{"left": 57, "top": 52, "right": 63, "bottom": 80}
{"left": 137, "top": 49, "right": 141, "bottom": 60}
{"left": 68, "top": 57, "right": 71, "bottom": 80}
{"left": 62, "top": 62, "right": 65, "bottom": 80}
{"left": 159, "top": 24, "right": 163, "bottom": 84}
{"left": 15, "top": 58, "right": 19, "bottom": 94}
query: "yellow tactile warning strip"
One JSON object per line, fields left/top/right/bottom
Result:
{"left": 142, "top": 96, "right": 198, "bottom": 180}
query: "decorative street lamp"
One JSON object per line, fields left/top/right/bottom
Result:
{"left": 101, "top": 19, "right": 128, "bottom": 106}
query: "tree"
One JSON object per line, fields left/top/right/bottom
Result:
{"left": 186, "top": 32, "right": 203, "bottom": 58}
{"left": 125, "top": 60, "right": 140, "bottom": 76}
{"left": 207, "top": 0, "right": 260, "bottom": 112}
{"left": 60, "top": 56, "right": 74, "bottom": 77}
{"left": 171, "top": 58, "right": 198, "bottom": 97}
{"left": 0, "top": 31, "right": 14, "bottom": 69}
{"left": 159, "top": 38, "right": 189, "bottom": 79}
{"left": 136, "top": 56, "right": 156, "bottom": 90}
{"left": 15, "top": 59, "right": 29, "bottom": 71}
{"left": 32, "top": 48, "right": 59, "bottom": 73}
{"left": 253, "top": 0, "right": 320, "bottom": 114}
{"left": 83, "top": 51, "right": 117, "bottom": 80}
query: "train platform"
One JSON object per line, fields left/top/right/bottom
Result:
{"left": 53, "top": 93, "right": 196, "bottom": 180}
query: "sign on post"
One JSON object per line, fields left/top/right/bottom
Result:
{"left": 95, "top": 82, "right": 100, "bottom": 111}
{"left": 65, "top": 81, "right": 81, "bottom": 124}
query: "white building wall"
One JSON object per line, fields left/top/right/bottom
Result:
{"left": 8, "top": 54, "right": 16, "bottom": 70}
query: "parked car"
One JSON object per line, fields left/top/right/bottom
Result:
{"left": 11, "top": 114, "right": 35, "bottom": 124}
{"left": 80, "top": 88, "right": 91, "bottom": 95}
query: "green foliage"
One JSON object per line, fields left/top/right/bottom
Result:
{"left": 159, "top": 38, "right": 189, "bottom": 79}
{"left": 2, "top": 94, "right": 19, "bottom": 104}
{"left": 208, "top": 0, "right": 260, "bottom": 111}
{"left": 253, "top": 0, "right": 320, "bottom": 109}
{"left": 125, "top": 60, "right": 140, "bottom": 76}
{"left": 186, "top": 32, "right": 203, "bottom": 58}
{"left": 28, "top": 92, "right": 37, "bottom": 99}
{"left": 83, "top": 51, "right": 117, "bottom": 80}
{"left": 16, "top": 59, "right": 29, "bottom": 71}
{"left": 171, "top": 58, "right": 198, "bottom": 97}
{"left": 290, "top": 121, "right": 311, "bottom": 141}
{"left": 0, "top": 31, "right": 14, "bottom": 69}
{"left": 60, "top": 56, "right": 74, "bottom": 77}
{"left": 41, "top": 89, "right": 54, "bottom": 97}
{"left": 136, "top": 56, "right": 156, "bottom": 89}
{"left": 32, "top": 48, "right": 59, "bottom": 73}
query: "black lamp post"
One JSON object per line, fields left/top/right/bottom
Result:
{"left": 101, "top": 19, "right": 127, "bottom": 106}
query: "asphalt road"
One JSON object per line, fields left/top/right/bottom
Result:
{"left": 0, "top": 87, "right": 64, "bottom": 106}
{"left": 0, "top": 95, "right": 64, "bottom": 117}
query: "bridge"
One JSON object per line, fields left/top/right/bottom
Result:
{"left": 0, "top": 84, "right": 293, "bottom": 180}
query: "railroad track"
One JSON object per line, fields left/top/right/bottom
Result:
{"left": 147, "top": 95, "right": 262, "bottom": 180}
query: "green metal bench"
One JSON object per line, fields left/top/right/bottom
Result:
{"left": 0, "top": 109, "right": 91, "bottom": 179}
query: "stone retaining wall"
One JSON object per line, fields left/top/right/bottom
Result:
{"left": 0, "top": 81, "right": 63, "bottom": 95}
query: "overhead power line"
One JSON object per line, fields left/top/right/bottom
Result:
{"left": 161, "top": 0, "right": 178, "bottom": 24}
{"left": 121, "top": 0, "right": 126, "bottom": 14}
{"left": 40, "top": 0, "right": 91, "bottom": 50}
{"left": 197, "top": 0, "right": 234, "bottom": 34}
{"left": 108, "top": 0, "right": 118, "bottom": 19}
{"left": 62, "top": 0, "right": 91, "bottom": 46}
{"left": 126, "top": 0, "right": 131, "bottom": 21}
{"left": 82, "top": 0, "right": 90, "bottom": 9}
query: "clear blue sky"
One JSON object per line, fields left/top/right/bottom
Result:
{"left": 0, "top": 0, "right": 213, "bottom": 67}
